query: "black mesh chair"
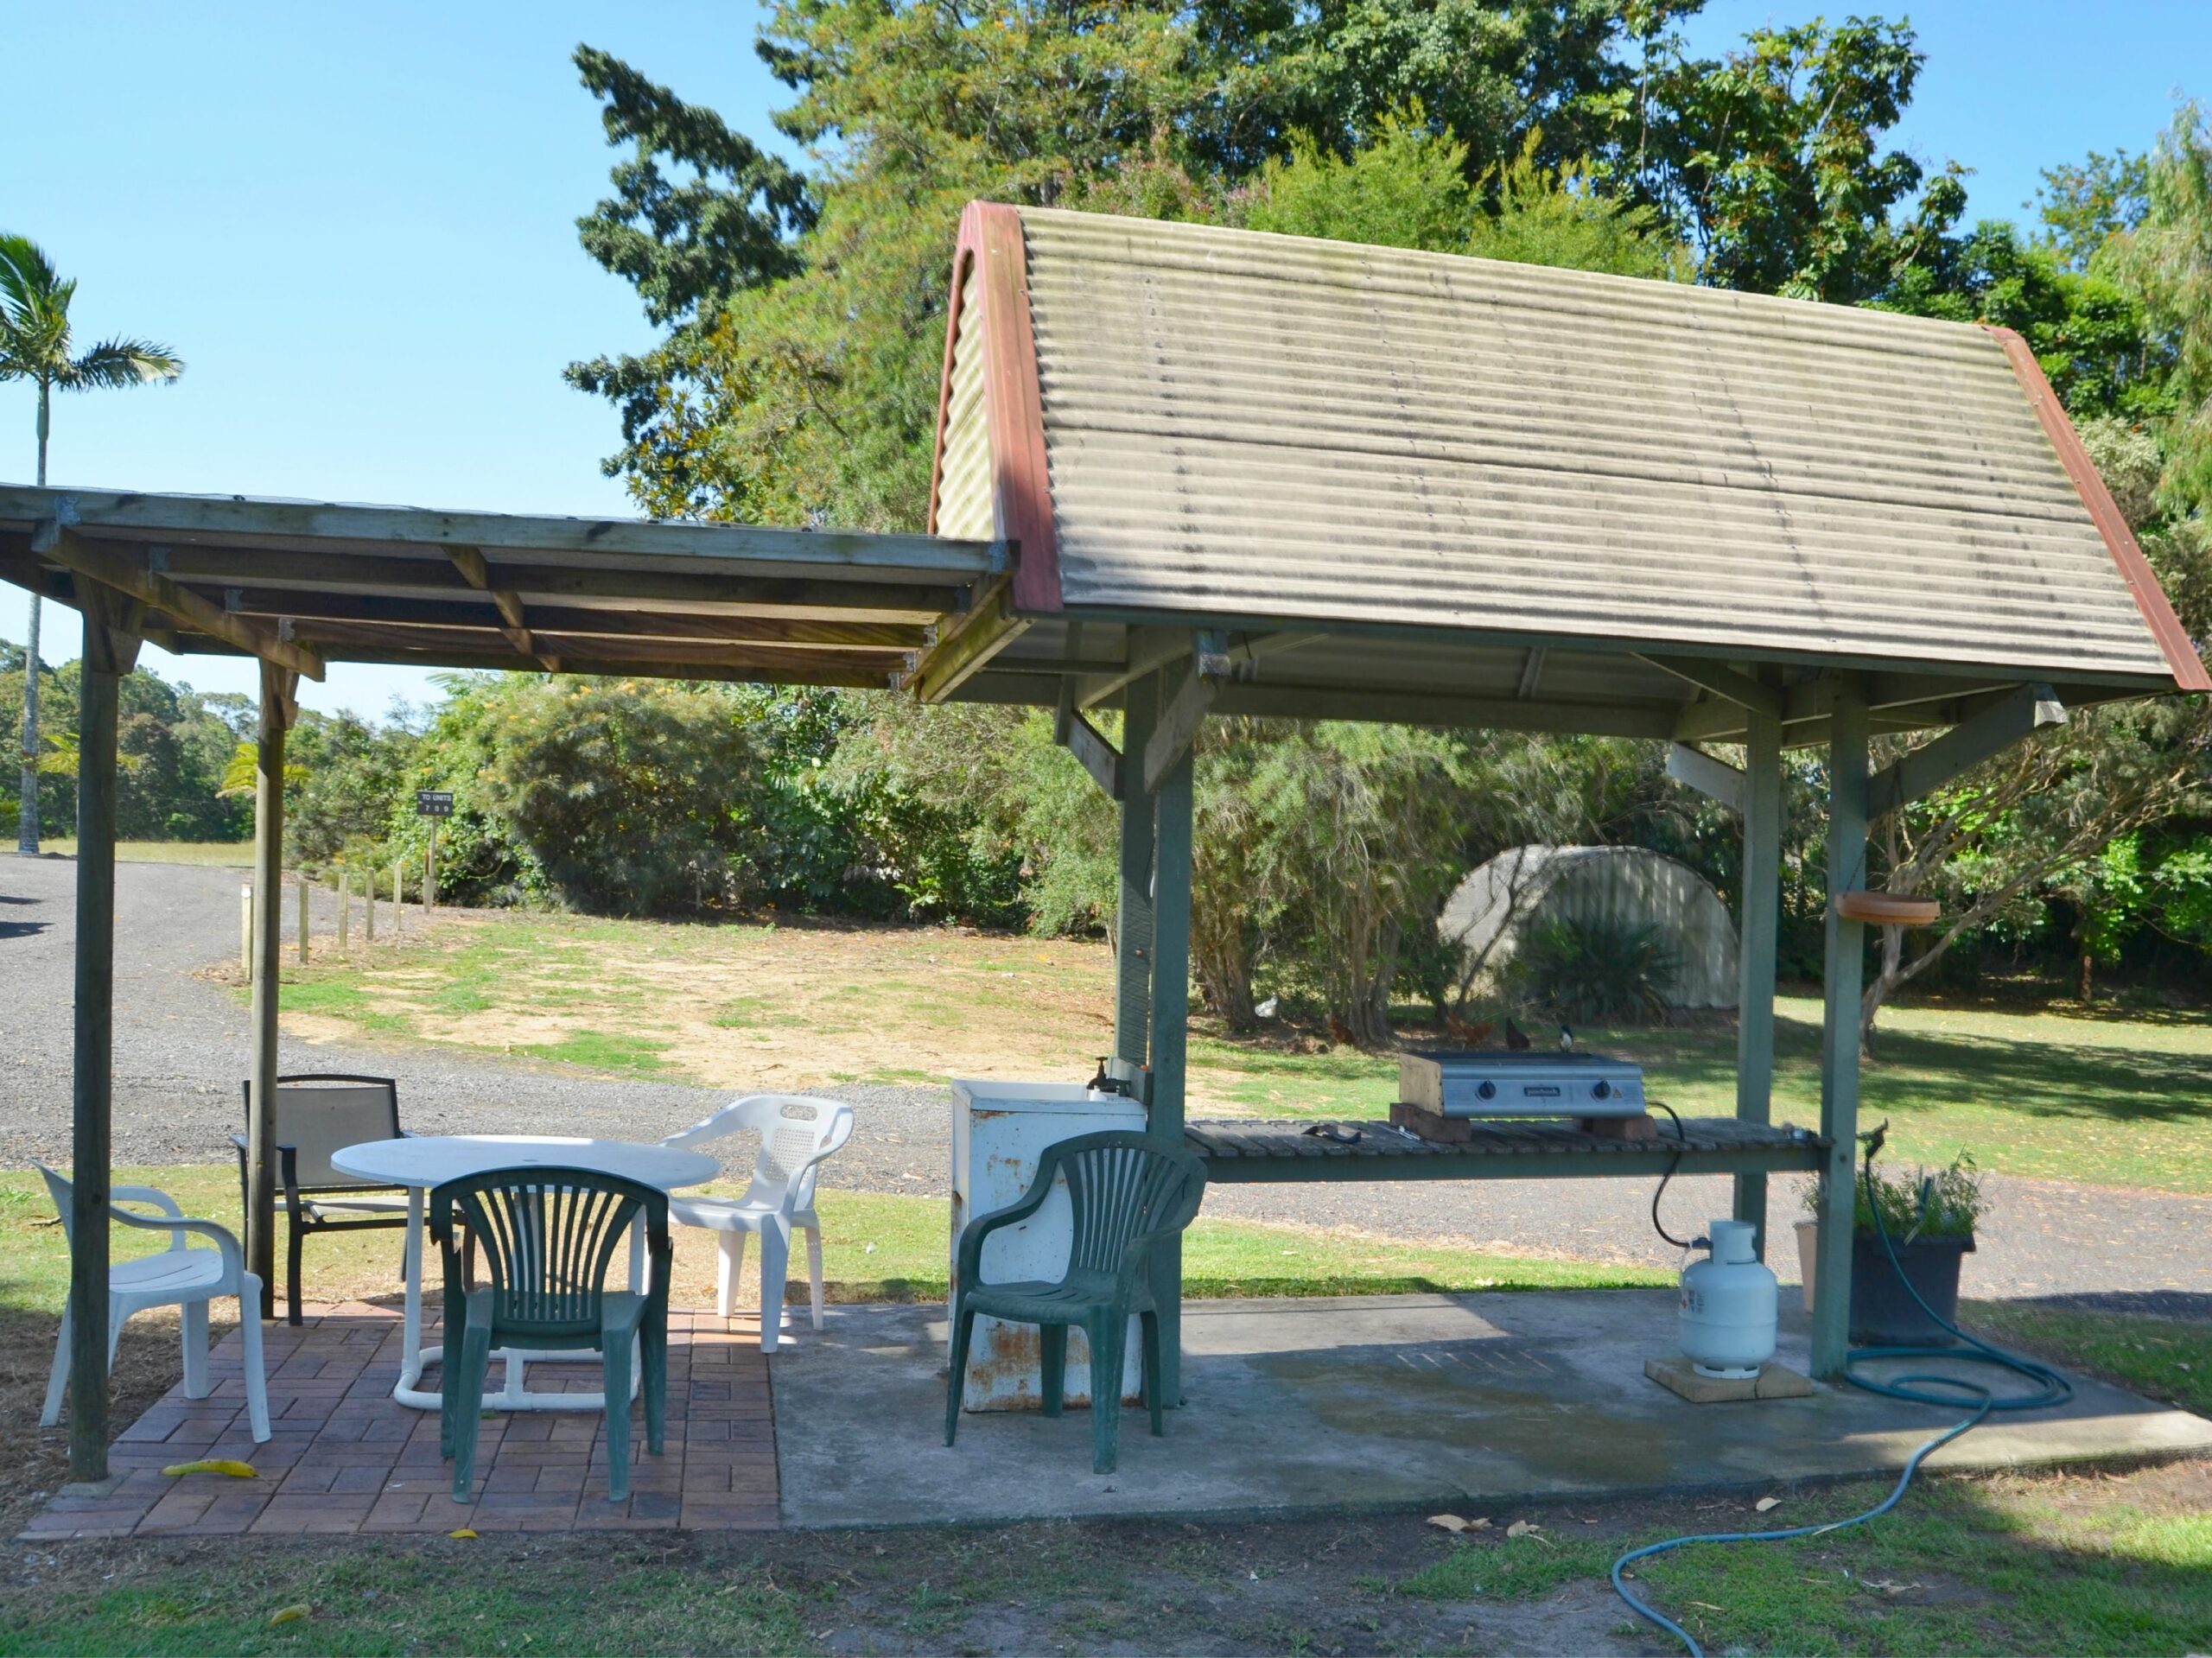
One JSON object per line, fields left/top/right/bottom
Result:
{"left": 232, "top": 1073, "right": 410, "bottom": 1324}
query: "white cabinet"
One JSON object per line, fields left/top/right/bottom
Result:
{"left": 950, "top": 1079, "right": 1147, "bottom": 1411}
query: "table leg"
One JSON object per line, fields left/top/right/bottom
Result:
{"left": 398, "top": 1187, "right": 424, "bottom": 1392}
{"left": 391, "top": 1186, "right": 448, "bottom": 1411}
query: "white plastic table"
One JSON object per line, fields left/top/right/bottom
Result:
{"left": 330, "top": 1134, "right": 718, "bottom": 1413}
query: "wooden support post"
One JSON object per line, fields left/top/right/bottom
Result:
{"left": 1812, "top": 677, "right": 1870, "bottom": 1377}
{"left": 1147, "top": 721, "right": 1195, "bottom": 1407}
{"left": 426, "top": 824, "right": 437, "bottom": 913}
{"left": 364, "top": 866, "right": 375, "bottom": 945}
{"left": 337, "top": 870, "right": 350, "bottom": 950}
{"left": 1115, "top": 676, "right": 1159, "bottom": 1072}
{"left": 296, "top": 872, "right": 308, "bottom": 964}
{"left": 1732, "top": 708, "right": 1783, "bottom": 1257}
{"left": 245, "top": 661, "right": 298, "bottom": 1324}
{"left": 66, "top": 587, "right": 141, "bottom": 1483}
{"left": 392, "top": 859, "right": 404, "bottom": 933}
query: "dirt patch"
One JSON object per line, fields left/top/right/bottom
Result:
{"left": 270, "top": 912, "right": 1306, "bottom": 1107}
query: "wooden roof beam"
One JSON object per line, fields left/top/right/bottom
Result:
{"left": 0, "top": 484, "right": 1002, "bottom": 581}
{"left": 170, "top": 636, "right": 894, "bottom": 689}
{"left": 138, "top": 544, "right": 961, "bottom": 619}
{"left": 33, "top": 522, "right": 324, "bottom": 681}
{"left": 446, "top": 543, "right": 557, "bottom": 670}
{"left": 210, "top": 588, "right": 931, "bottom": 648}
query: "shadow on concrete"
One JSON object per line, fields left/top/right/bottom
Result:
{"left": 771, "top": 1289, "right": 2212, "bottom": 1529}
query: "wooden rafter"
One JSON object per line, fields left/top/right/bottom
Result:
{"left": 446, "top": 543, "right": 557, "bottom": 670}
{"left": 35, "top": 523, "right": 325, "bottom": 681}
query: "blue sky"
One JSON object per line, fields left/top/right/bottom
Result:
{"left": 3, "top": 1, "right": 2203, "bottom": 717}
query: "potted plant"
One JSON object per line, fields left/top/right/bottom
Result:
{"left": 1796, "top": 1153, "right": 1983, "bottom": 1346}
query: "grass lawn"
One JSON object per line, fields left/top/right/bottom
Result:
{"left": 265, "top": 911, "right": 2212, "bottom": 1194}
{"left": 30, "top": 840, "right": 254, "bottom": 866}
{"left": 5, "top": 1461, "right": 2209, "bottom": 1656}
{"left": 5, "top": 1168, "right": 2209, "bottom": 1654}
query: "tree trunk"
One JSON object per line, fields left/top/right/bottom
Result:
{"left": 1858, "top": 921, "right": 1908, "bottom": 1058}
{"left": 17, "top": 406, "right": 47, "bottom": 854}
{"left": 1344, "top": 917, "right": 1403, "bottom": 1050}
{"left": 1192, "top": 928, "right": 1256, "bottom": 1031}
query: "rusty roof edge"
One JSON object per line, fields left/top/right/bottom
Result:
{"left": 1980, "top": 324, "right": 2209, "bottom": 693}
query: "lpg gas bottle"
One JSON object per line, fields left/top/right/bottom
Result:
{"left": 1678, "top": 1218, "right": 1778, "bottom": 1379}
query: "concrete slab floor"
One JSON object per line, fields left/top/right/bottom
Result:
{"left": 770, "top": 1288, "right": 2212, "bottom": 1530}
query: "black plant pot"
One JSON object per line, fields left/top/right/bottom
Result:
{"left": 1850, "top": 1230, "right": 1974, "bottom": 1348}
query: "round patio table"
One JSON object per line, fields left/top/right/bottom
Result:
{"left": 331, "top": 1134, "right": 719, "bottom": 1413}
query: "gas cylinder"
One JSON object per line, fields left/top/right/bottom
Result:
{"left": 1678, "top": 1219, "right": 1778, "bottom": 1379}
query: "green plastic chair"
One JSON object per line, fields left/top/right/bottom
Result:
{"left": 946, "top": 1131, "right": 1207, "bottom": 1474}
{"left": 429, "top": 1167, "right": 672, "bottom": 1503}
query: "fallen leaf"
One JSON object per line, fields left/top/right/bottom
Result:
{"left": 267, "top": 1605, "right": 312, "bottom": 1626}
{"left": 1688, "top": 1602, "right": 1726, "bottom": 1612}
{"left": 448, "top": 1528, "right": 479, "bottom": 1540}
{"left": 1427, "top": 1513, "right": 1489, "bottom": 1534}
{"left": 1862, "top": 1578, "right": 1920, "bottom": 1596}
{"left": 161, "top": 1459, "right": 257, "bottom": 1479}
{"left": 1755, "top": 1496, "right": 1783, "bottom": 1513}
{"left": 1506, "top": 1521, "right": 1541, "bottom": 1539}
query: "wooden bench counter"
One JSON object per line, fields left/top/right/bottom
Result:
{"left": 1184, "top": 1116, "right": 1827, "bottom": 1184}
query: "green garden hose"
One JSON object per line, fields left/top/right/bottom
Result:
{"left": 1611, "top": 1126, "right": 2073, "bottom": 1657}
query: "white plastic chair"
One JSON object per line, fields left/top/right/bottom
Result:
{"left": 661, "top": 1095, "right": 854, "bottom": 1352}
{"left": 37, "top": 1166, "right": 272, "bottom": 1443}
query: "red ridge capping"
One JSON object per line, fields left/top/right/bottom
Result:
{"left": 925, "top": 201, "right": 1063, "bottom": 613}
{"left": 1984, "top": 323, "right": 2209, "bottom": 692}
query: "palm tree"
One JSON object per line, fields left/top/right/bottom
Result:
{"left": 0, "top": 235, "right": 183, "bottom": 854}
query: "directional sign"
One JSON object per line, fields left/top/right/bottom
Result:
{"left": 415, "top": 790, "right": 454, "bottom": 818}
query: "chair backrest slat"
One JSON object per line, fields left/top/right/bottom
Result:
{"left": 431, "top": 1167, "right": 667, "bottom": 1342}
{"left": 1052, "top": 1133, "right": 1206, "bottom": 1280}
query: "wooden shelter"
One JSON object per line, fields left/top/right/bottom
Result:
{"left": 6, "top": 201, "right": 2203, "bottom": 1481}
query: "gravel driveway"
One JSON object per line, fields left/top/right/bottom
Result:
{"left": 5, "top": 852, "right": 2207, "bottom": 1307}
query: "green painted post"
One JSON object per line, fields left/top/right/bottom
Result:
{"left": 245, "top": 664, "right": 296, "bottom": 1324}
{"left": 66, "top": 592, "right": 139, "bottom": 1483}
{"left": 1147, "top": 724, "right": 1196, "bottom": 1405}
{"left": 1812, "top": 678, "right": 1869, "bottom": 1377}
{"left": 1732, "top": 707, "right": 1783, "bottom": 1257}
{"left": 1115, "top": 676, "right": 1159, "bottom": 1070}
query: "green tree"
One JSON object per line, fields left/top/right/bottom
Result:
{"left": 2104, "top": 102, "right": 2212, "bottom": 513}
{"left": 0, "top": 234, "right": 183, "bottom": 853}
{"left": 566, "top": 47, "right": 816, "bottom": 520}
{"left": 2036, "top": 147, "right": 2151, "bottom": 271}
{"left": 1878, "top": 219, "right": 2165, "bottom": 421}
{"left": 1620, "top": 16, "right": 1963, "bottom": 301}
{"left": 468, "top": 677, "right": 764, "bottom": 916}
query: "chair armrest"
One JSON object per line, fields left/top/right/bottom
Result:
{"left": 954, "top": 1181, "right": 1059, "bottom": 1289}
{"left": 111, "top": 1185, "right": 185, "bottom": 1218}
{"left": 659, "top": 1094, "right": 772, "bottom": 1152}
{"left": 111, "top": 1205, "right": 247, "bottom": 1278}
{"left": 277, "top": 1143, "right": 306, "bottom": 1217}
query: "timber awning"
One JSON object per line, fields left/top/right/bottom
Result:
{"left": 0, "top": 487, "right": 1004, "bottom": 689}
{"left": 925, "top": 201, "right": 2208, "bottom": 743}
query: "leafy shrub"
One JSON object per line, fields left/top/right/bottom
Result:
{"left": 475, "top": 677, "right": 763, "bottom": 915}
{"left": 1510, "top": 914, "right": 1681, "bottom": 1025}
{"left": 1812, "top": 1150, "right": 1986, "bottom": 1240}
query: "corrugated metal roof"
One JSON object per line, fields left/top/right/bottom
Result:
{"left": 989, "top": 206, "right": 2190, "bottom": 686}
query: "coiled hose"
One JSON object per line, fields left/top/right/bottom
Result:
{"left": 1610, "top": 1125, "right": 2073, "bottom": 1658}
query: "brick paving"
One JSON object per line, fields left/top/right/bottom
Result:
{"left": 22, "top": 1302, "right": 780, "bottom": 1539}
